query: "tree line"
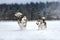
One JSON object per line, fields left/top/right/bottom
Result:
{"left": 0, "top": 2, "right": 60, "bottom": 20}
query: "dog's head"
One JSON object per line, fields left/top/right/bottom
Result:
{"left": 15, "top": 12, "right": 23, "bottom": 18}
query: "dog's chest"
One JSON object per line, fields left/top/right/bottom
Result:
{"left": 40, "top": 23, "right": 45, "bottom": 26}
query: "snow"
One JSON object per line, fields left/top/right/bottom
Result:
{"left": 0, "top": 21, "right": 60, "bottom": 40}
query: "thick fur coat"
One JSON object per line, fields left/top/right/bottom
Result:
{"left": 15, "top": 12, "right": 27, "bottom": 30}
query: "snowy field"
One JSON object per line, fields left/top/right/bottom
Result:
{"left": 0, "top": 20, "right": 60, "bottom": 40}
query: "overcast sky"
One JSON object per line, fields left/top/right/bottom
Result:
{"left": 0, "top": 0, "right": 59, "bottom": 4}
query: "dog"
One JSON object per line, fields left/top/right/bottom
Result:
{"left": 36, "top": 17, "right": 47, "bottom": 30}
{"left": 15, "top": 12, "right": 27, "bottom": 30}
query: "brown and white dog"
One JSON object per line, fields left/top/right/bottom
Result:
{"left": 36, "top": 17, "right": 47, "bottom": 30}
{"left": 15, "top": 12, "right": 27, "bottom": 30}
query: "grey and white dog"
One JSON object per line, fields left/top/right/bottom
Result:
{"left": 15, "top": 12, "right": 27, "bottom": 30}
{"left": 36, "top": 17, "right": 47, "bottom": 30}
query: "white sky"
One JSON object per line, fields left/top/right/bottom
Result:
{"left": 0, "top": 0, "right": 59, "bottom": 4}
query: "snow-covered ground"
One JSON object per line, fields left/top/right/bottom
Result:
{"left": 0, "top": 20, "right": 60, "bottom": 40}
